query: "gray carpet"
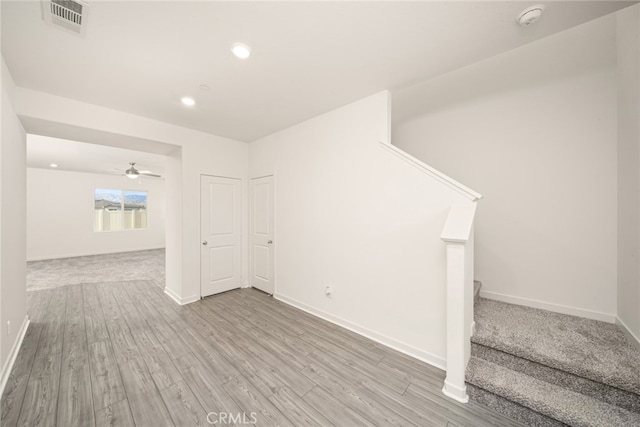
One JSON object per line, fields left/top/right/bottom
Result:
{"left": 473, "top": 298, "right": 640, "bottom": 395}
{"left": 466, "top": 357, "right": 640, "bottom": 427}
{"left": 27, "top": 248, "right": 165, "bottom": 291}
{"left": 467, "top": 296, "right": 640, "bottom": 426}
{"left": 471, "top": 343, "right": 640, "bottom": 413}
{"left": 467, "top": 384, "right": 567, "bottom": 427}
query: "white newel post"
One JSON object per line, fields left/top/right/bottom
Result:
{"left": 441, "top": 203, "right": 477, "bottom": 403}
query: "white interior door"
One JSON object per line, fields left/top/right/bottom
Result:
{"left": 250, "top": 176, "right": 274, "bottom": 294}
{"left": 201, "top": 175, "right": 242, "bottom": 297}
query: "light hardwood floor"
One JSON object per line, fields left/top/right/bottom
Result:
{"left": 2, "top": 281, "right": 523, "bottom": 426}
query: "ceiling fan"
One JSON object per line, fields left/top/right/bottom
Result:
{"left": 122, "top": 162, "right": 161, "bottom": 179}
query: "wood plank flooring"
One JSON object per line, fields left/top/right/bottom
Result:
{"left": 2, "top": 281, "right": 524, "bottom": 426}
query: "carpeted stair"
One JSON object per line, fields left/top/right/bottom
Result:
{"left": 466, "top": 286, "right": 640, "bottom": 427}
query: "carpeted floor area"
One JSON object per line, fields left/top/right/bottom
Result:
{"left": 473, "top": 298, "right": 640, "bottom": 394}
{"left": 467, "top": 297, "right": 640, "bottom": 426}
{"left": 27, "top": 248, "right": 165, "bottom": 291}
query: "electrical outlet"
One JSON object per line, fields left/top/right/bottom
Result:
{"left": 7, "top": 321, "right": 10, "bottom": 336}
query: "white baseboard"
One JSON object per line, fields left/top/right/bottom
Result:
{"left": 616, "top": 317, "right": 640, "bottom": 351}
{"left": 480, "top": 290, "right": 616, "bottom": 323}
{"left": 0, "top": 316, "right": 30, "bottom": 397}
{"left": 164, "top": 287, "right": 199, "bottom": 305}
{"left": 442, "top": 381, "right": 469, "bottom": 403}
{"left": 275, "top": 293, "right": 446, "bottom": 371}
{"left": 27, "top": 246, "right": 166, "bottom": 262}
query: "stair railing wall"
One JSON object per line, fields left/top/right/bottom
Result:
{"left": 441, "top": 203, "right": 478, "bottom": 403}
{"left": 378, "top": 140, "right": 481, "bottom": 393}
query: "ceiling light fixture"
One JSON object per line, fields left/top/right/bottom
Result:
{"left": 516, "top": 4, "right": 544, "bottom": 27}
{"left": 231, "top": 42, "right": 251, "bottom": 59}
{"left": 125, "top": 162, "right": 139, "bottom": 179}
{"left": 181, "top": 96, "right": 196, "bottom": 107}
{"left": 49, "top": 163, "right": 59, "bottom": 168}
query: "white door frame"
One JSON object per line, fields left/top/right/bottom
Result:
{"left": 249, "top": 174, "right": 276, "bottom": 295}
{"left": 199, "top": 174, "right": 243, "bottom": 298}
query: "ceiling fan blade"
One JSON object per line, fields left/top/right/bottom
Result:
{"left": 104, "top": 169, "right": 124, "bottom": 175}
{"left": 139, "top": 172, "right": 162, "bottom": 178}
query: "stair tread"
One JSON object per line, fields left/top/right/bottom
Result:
{"left": 471, "top": 343, "right": 640, "bottom": 413}
{"left": 472, "top": 298, "right": 640, "bottom": 395}
{"left": 466, "top": 357, "right": 640, "bottom": 427}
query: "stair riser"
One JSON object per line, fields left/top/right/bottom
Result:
{"left": 467, "top": 384, "right": 567, "bottom": 427}
{"left": 471, "top": 343, "right": 640, "bottom": 414}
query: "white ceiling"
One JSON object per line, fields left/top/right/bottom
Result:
{"left": 393, "top": 8, "right": 618, "bottom": 126}
{"left": 27, "top": 134, "right": 166, "bottom": 178}
{"left": 2, "top": 1, "right": 634, "bottom": 145}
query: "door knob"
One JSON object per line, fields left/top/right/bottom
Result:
{"left": 267, "top": 240, "right": 273, "bottom": 244}
{"left": 202, "top": 241, "right": 208, "bottom": 246}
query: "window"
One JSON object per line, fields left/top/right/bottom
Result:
{"left": 94, "top": 188, "right": 148, "bottom": 231}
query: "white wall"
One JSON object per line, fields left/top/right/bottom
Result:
{"left": 26, "top": 167, "right": 166, "bottom": 260}
{"left": 0, "top": 58, "right": 28, "bottom": 389}
{"left": 250, "top": 91, "right": 473, "bottom": 367}
{"left": 13, "top": 88, "right": 248, "bottom": 305}
{"left": 393, "top": 15, "right": 618, "bottom": 320}
{"left": 617, "top": 4, "right": 640, "bottom": 343}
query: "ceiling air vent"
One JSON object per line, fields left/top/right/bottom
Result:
{"left": 42, "top": 0, "right": 89, "bottom": 37}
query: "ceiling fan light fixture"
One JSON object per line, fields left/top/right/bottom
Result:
{"left": 125, "top": 163, "right": 139, "bottom": 179}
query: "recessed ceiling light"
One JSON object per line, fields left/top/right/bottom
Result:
{"left": 181, "top": 97, "right": 196, "bottom": 107}
{"left": 49, "top": 163, "right": 58, "bottom": 168}
{"left": 231, "top": 43, "right": 251, "bottom": 59}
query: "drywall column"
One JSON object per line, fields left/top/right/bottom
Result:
{"left": 441, "top": 204, "right": 477, "bottom": 403}
{"left": 164, "top": 147, "right": 184, "bottom": 303}
{"left": 0, "top": 57, "right": 28, "bottom": 394}
{"left": 617, "top": 4, "right": 640, "bottom": 345}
